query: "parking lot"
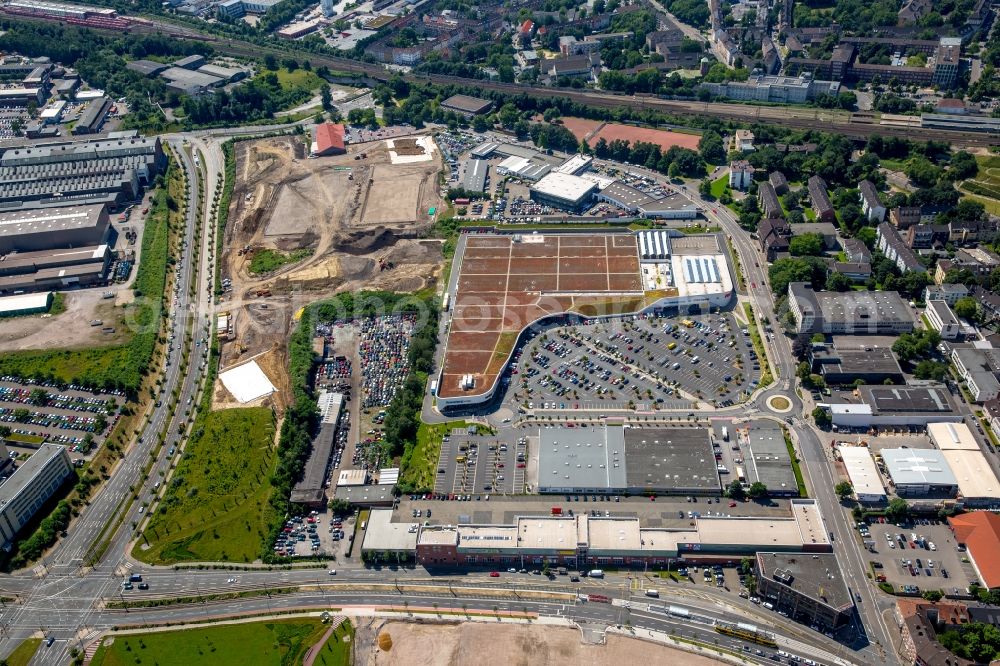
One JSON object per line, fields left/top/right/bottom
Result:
{"left": 273, "top": 509, "right": 356, "bottom": 559}
{"left": 433, "top": 428, "right": 527, "bottom": 496}
{"left": 858, "top": 519, "right": 977, "bottom": 597}
{"left": 0, "top": 378, "right": 124, "bottom": 460}
{"left": 506, "top": 312, "right": 757, "bottom": 412}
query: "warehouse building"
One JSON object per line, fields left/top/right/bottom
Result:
{"left": 0, "top": 292, "right": 52, "bottom": 317}
{"left": 882, "top": 448, "right": 957, "bottom": 498}
{"left": 289, "top": 391, "right": 343, "bottom": 508}
{"left": 0, "top": 203, "right": 110, "bottom": 254}
{"left": 529, "top": 172, "right": 598, "bottom": 212}
{"left": 0, "top": 443, "right": 74, "bottom": 546}
{"left": 361, "top": 508, "right": 418, "bottom": 562}
{"left": 161, "top": 67, "right": 223, "bottom": 96}
{"left": 440, "top": 94, "right": 492, "bottom": 116}
{"left": 536, "top": 425, "right": 721, "bottom": 495}
{"left": 126, "top": 60, "right": 168, "bottom": 77}
{"left": 787, "top": 283, "right": 915, "bottom": 335}
{"left": 927, "top": 422, "right": 1000, "bottom": 507}
{"left": 838, "top": 446, "right": 885, "bottom": 503}
{"left": 745, "top": 422, "right": 799, "bottom": 496}
{"left": 755, "top": 552, "right": 853, "bottom": 628}
{"left": 196, "top": 63, "right": 247, "bottom": 84}
{"left": 595, "top": 182, "right": 699, "bottom": 219}
{"left": 0, "top": 245, "right": 110, "bottom": 294}
{"left": 808, "top": 336, "right": 904, "bottom": 385}
{"left": 72, "top": 96, "right": 111, "bottom": 135}
{"left": 0, "top": 136, "right": 165, "bottom": 209}
{"left": 416, "top": 500, "right": 831, "bottom": 568}
{"left": 825, "top": 385, "right": 961, "bottom": 429}
{"left": 461, "top": 158, "right": 488, "bottom": 194}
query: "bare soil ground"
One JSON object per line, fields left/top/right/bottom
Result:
{"left": 0, "top": 291, "right": 131, "bottom": 352}
{"left": 216, "top": 133, "right": 445, "bottom": 411}
{"left": 354, "top": 620, "right": 724, "bottom": 666}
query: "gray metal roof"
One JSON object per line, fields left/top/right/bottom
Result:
{"left": 0, "top": 203, "right": 106, "bottom": 237}
{"left": 538, "top": 425, "right": 627, "bottom": 490}
{"left": 882, "top": 448, "right": 957, "bottom": 487}
{"left": 462, "top": 159, "right": 488, "bottom": 194}
{"left": 745, "top": 422, "right": 798, "bottom": 493}
{"left": 624, "top": 427, "right": 721, "bottom": 492}
{"left": 0, "top": 444, "right": 68, "bottom": 508}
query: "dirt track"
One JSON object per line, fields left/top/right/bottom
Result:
{"left": 215, "top": 133, "right": 445, "bottom": 410}
{"left": 355, "top": 620, "right": 725, "bottom": 666}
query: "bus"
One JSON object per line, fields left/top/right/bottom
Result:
{"left": 430, "top": 380, "right": 438, "bottom": 396}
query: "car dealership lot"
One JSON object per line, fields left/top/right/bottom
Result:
{"left": 861, "top": 519, "right": 976, "bottom": 596}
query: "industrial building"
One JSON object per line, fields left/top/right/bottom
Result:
{"left": 927, "top": 422, "right": 1000, "bottom": 506}
{"left": 825, "top": 385, "right": 960, "bottom": 429}
{"left": 72, "top": 96, "right": 111, "bottom": 135}
{"left": 595, "top": 182, "right": 698, "bottom": 219}
{"left": 0, "top": 292, "right": 53, "bottom": 317}
{"left": 440, "top": 94, "right": 493, "bottom": 116}
{"left": 0, "top": 136, "right": 165, "bottom": 209}
{"left": 808, "top": 336, "right": 904, "bottom": 385}
{"left": 0, "top": 203, "right": 110, "bottom": 254}
{"left": 755, "top": 552, "right": 853, "bottom": 628}
{"left": 882, "top": 448, "right": 957, "bottom": 498}
{"left": 416, "top": 499, "right": 831, "bottom": 568}
{"left": 461, "top": 158, "right": 488, "bottom": 194}
{"left": 0, "top": 245, "right": 111, "bottom": 294}
{"left": 787, "top": 283, "right": 914, "bottom": 335}
{"left": 360, "top": 508, "right": 419, "bottom": 562}
{"left": 744, "top": 422, "right": 799, "bottom": 496}
{"left": 0, "top": 443, "right": 74, "bottom": 546}
{"left": 289, "top": 391, "right": 344, "bottom": 507}
{"left": 529, "top": 172, "right": 598, "bottom": 212}
{"left": 126, "top": 60, "right": 168, "bottom": 77}
{"left": 497, "top": 155, "right": 552, "bottom": 182}
{"left": 838, "top": 446, "right": 885, "bottom": 503}
{"left": 161, "top": 67, "right": 224, "bottom": 96}
{"left": 536, "top": 425, "right": 721, "bottom": 495}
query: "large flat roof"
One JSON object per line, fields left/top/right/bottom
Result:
{"left": 441, "top": 94, "right": 492, "bottom": 114}
{"left": 942, "top": 449, "right": 1000, "bottom": 499}
{"left": 839, "top": 446, "right": 885, "bottom": 498}
{"left": 0, "top": 292, "right": 50, "bottom": 313}
{"left": 0, "top": 203, "right": 105, "bottom": 237}
{"left": 530, "top": 172, "right": 598, "bottom": 203}
{"left": 882, "top": 448, "right": 957, "bottom": 487}
{"left": 0, "top": 443, "right": 66, "bottom": 507}
{"left": 756, "top": 551, "right": 853, "bottom": 612}
{"left": 537, "top": 425, "right": 627, "bottom": 490}
{"left": 361, "top": 508, "right": 418, "bottom": 552}
{"left": 518, "top": 516, "right": 581, "bottom": 551}
{"left": 462, "top": 158, "right": 488, "bottom": 193}
{"left": 745, "top": 422, "right": 798, "bottom": 494}
{"left": 585, "top": 516, "right": 642, "bottom": 552}
{"left": 861, "top": 385, "right": 954, "bottom": 414}
{"left": 623, "top": 427, "right": 720, "bottom": 492}
{"left": 789, "top": 283, "right": 914, "bottom": 326}
{"left": 928, "top": 422, "right": 979, "bottom": 450}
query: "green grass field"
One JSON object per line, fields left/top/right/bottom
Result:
{"left": 5, "top": 637, "right": 41, "bottom": 666}
{"left": 134, "top": 408, "right": 276, "bottom": 564}
{"left": 248, "top": 248, "right": 313, "bottom": 275}
{"left": 89, "top": 619, "right": 352, "bottom": 666}
{"left": 274, "top": 67, "right": 324, "bottom": 94}
{"left": 960, "top": 156, "right": 1000, "bottom": 217}
{"left": 710, "top": 175, "right": 728, "bottom": 199}
{"left": 400, "top": 420, "right": 478, "bottom": 491}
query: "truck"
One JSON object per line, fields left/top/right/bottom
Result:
{"left": 442, "top": 292, "right": 450, "bottom": 311}
{"left": 551, "top": 506, "right": 562, "bottom": 515}
{"left": 645, "top": 589, "right": 660, "bottom": 598}
{"left": 454, "top": 198, "right": 471, "bottom": 205}
{"left": 430, "top": 380, "right": 438, "bottom": 396}
{"left": 588, "top": 569, "right": 605, "bottom": 578}
{"left": 721, "top": 426, "right": 729, "bottom": 442}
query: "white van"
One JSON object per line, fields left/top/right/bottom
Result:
{"left": 588, "top": 569, "right": 605, "bottom": 578}
{"left": 644, "top": 589, "right": 659, "bottom": 597}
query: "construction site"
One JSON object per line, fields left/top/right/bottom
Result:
{"left": 214, "top": 133, "right": 445, "bottom": 411}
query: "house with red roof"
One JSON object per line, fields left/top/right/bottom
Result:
{"left": 312, "top": 122, "right": 346, "bottom": 157}
{"left": 949, "top": 512, "right": 1000, "bottom": 589}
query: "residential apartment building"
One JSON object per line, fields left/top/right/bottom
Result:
{"left": 758, "top": 181, "right": 783, "bottom": 220}
{"left": 876, "top": 222, "right": 925, "bottom": 273}
{"left": 755, "top": 552, "right": 853, "bottom": 629}
{"left": 951, "top": 347, "right": 1000, "bottom": 402}
{"left": 729, "top": 160, "right": 754, "bottom": 190}
{"left": 923, "top": 284, "right": 969, "bottom": 306}
{"left": 925, "top": 300, "right": 961, "bottom": 340}
{"left": 0, "top": 443, "right": 73, "bottom": 545}
{"left": 807, "top": 175, "right": 835, "bottom": 223}
{"left": 859, "top": 180, "right": 886, "bottom": 223}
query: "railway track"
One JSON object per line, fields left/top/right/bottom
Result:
{"left": 7, "top": 13, "right": 1000, "bottom": 147}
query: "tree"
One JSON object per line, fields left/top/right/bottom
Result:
{"left": 835, "top": 481, "right": 853, "bottom": 500}
{"left": 472, "top": 114, "right": 489, "bottom": 133}
{"left": 953, "top": 296, "right": 978, "bottom": 321}
{"left": 28, "top": 388, "right": 49, "bottom": 406}
{"left": 263, "top": 54, "right": 278, "bottom": 70}
{"left": 812, "top": 406, "right": 831, "bottom": 429}
{"left": 698, "top": 130, "right": 726, "bottom": 164}
{"left": 922, "top": 589, "right": 944, "bottom": 602}
{"left": 825, "top": 271, "right": 852, "bottom": 292}
{"left": 726, "top": 479, "right": 746, "bottom": 501}
{"left": 747, "top": 482, "right": 768, "bottom": 499}
{"left": 320, "top": 84, "right": 333, "bottom": 113}
{"left": 789, "top": 232, "right": 825, "bottom": 257}
{"left": 886, "top": 497, "right": 910, "bottom": 523}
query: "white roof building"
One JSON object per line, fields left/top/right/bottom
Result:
{"left": 839, "top": 446, "right": 885, "bottom": 503}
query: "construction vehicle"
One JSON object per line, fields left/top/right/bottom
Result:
{"left": 377, "top": 255, "right": 394, "bottom": 271}
{"left": 254, "top": 289, "right": 271, "bottom": 297}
